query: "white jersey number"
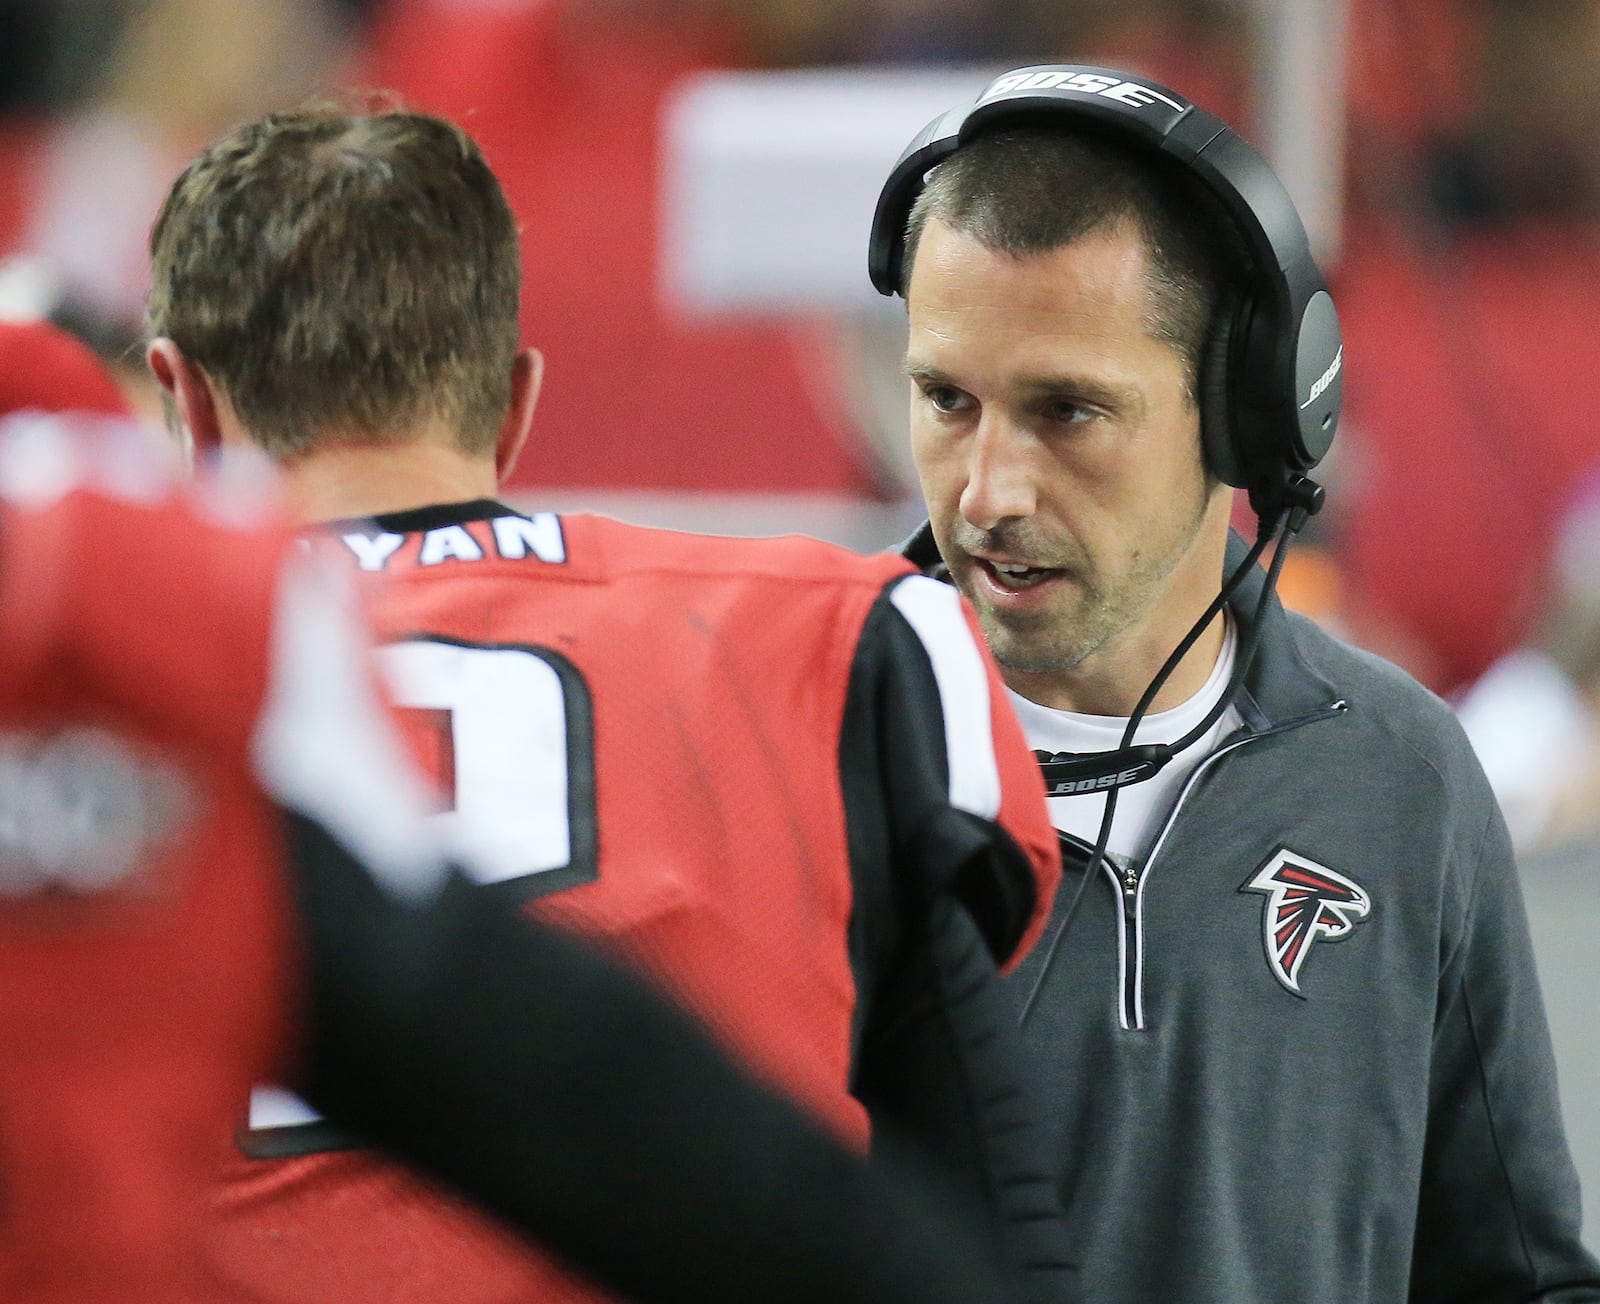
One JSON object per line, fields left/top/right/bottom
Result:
{"left": 243, "top": 635, "right": 597, "bottom": 1158}
{"left": 376, "top": 638, "right": 597, "bottom": 897}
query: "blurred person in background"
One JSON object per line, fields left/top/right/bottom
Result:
{"left": 1452, "top": 467, "right": 1600, "bottom": 1243}
{"left": 0, "top": 0, "right": 379, "bottom": 428}
{"left": 1456, "top": 470, "right": 1600, "bottom": 856}
{"left": 0, "top": 0, "right": 376, "bottom": 410}
{"left": 143, "top": 100, "right": 1069, "bottom": 1303}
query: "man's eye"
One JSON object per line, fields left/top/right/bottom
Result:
{"left": 924, "top": 386, "right": 968, "bottom": 413}
{"left": 1045, "top": 399, "right": 1094, "bottom": 425}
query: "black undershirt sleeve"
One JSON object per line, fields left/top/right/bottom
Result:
{"left": 280, "top": 809, "right": 1023, "bottom": 1304}
{"left": 842, "top": 593, "right": 1073, "bottom": 1302}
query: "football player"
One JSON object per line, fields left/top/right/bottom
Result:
{"left": 144, "top": 103, "right": 1067, "bottom": 1301}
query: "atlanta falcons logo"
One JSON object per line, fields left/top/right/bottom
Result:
{"left": 1240, "top": 849, "right": 1372, "bottom": 996}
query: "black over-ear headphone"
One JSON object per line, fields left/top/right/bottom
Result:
{"left": 868, "top": 64, "right": 1343, "bottom": 523}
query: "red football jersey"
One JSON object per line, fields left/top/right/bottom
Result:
{"left": 0, "top": 425, "right": 300, "bottom": 1303}
{"left": 203, "top": 499, "right": 1060, "bottom": 1304}
{"left": 0, "top": 418, "right": 469, "bottom": 1303}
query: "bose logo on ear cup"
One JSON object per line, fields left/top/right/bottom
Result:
{"left": 980, "top": 70, "right": 1186, "bottom": 114}
{"left": 1300, "top": 346, "right": 1343, "bottom": 411}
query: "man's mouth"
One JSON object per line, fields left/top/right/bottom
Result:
{"left": 977, "top": 558, "right": 1061, "bottom": 592}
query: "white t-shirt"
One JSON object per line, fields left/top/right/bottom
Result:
{"left": 1007, "top": 614, "right": 1242, "bottom": 865}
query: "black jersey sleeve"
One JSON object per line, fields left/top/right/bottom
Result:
{"left": 280, "top": 808, "right": 1025, "bottom": 1304}
{"left": 840, "top": 578, "right": 1043, "bottom": 985}
{"left": 841, "top": 580, "right": 1071, "bottom": 1302}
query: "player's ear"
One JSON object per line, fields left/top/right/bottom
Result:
{"left": 146, "top": 339, "right": 224, "bottom": 457}
{"left": 495, "top": 347, "right": 543, "bottom": 486}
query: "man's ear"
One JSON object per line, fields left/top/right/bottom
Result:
{"left": 145, "top": 338, "right": 223, "bottom": 456}
{"left": 495, "top": 347, "right": 543, "bottom": 486}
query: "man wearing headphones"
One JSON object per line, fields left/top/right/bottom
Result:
{"left": 872, "top": 66, "right": 1600, "bottom": 1300}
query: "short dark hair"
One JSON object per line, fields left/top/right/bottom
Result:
{"left": 902, "top": 126, "right": 1242, "bottom": 399}
{"left": 147, "top": 100, "right": 521, "bottom": 459}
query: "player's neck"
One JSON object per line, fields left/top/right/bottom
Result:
{"left": 275, "top": 431, "right": 502, "bottom": 525}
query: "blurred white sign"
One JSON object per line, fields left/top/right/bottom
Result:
{"left": 659, "top": 66, "right": 998, "bottom": 316}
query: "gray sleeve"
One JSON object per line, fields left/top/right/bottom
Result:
{"left": 1410, "top": 805, "right": 1600, "bottom": 1302}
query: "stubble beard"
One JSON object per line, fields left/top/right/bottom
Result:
{"left": 949, "top": 491, "right": 1214, "bottom": 683}
{"left": 942, "top": 521, "right": 1109, "bottom": 677}
{"left": 965, "top": 567, "right": 1117, "bottom": 678}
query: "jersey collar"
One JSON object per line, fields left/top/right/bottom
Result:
{"left": 314, "top": 499, "right": 523, "bottom": 536}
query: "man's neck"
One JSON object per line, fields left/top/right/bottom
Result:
{"left": 263, "top": 433, "right": 501, "bottom": 524}
{"left": 1002, "top": 612, "right": 1229, "bottom": 719}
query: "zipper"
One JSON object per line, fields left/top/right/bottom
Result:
{"left": 1116, "top": 855, "right": 1141, "bottom": 1029}
{"left": 1115, "top": 700, "right": 1348, "bottom": 1031}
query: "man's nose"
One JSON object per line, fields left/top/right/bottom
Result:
{"left": 958, "top": 415, "right": 1037, "bottom": 531}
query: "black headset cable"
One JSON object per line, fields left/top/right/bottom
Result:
{"left": 1016, "top": 496, "right": 1310, "bottom": 1026}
